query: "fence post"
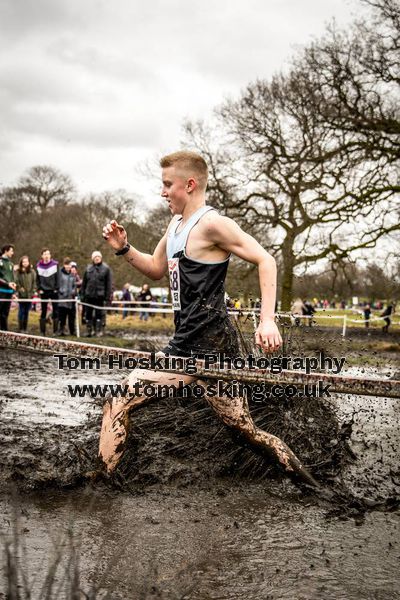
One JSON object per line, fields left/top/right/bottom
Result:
{"left": 76, "top": 299, "right": 80, "bottom": 338}
{"left": 342, "top": 314, "right": 347, "bottom": 337}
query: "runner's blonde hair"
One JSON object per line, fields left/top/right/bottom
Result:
{"left": 160, "top": 151, "right": 208, "bottom": 190}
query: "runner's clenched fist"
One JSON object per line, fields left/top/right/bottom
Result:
{"left": 102, "top": 220, "right": 128, "bottom": 252}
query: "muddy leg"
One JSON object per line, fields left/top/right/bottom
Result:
{"left": 202, "top": 386, "right": 319, "bottom": 488}
{"left": 98, "top": 368, "right": 196, "bottom": 473}
{"left": 99, "top": 381, "right": 152, "bottom": 473}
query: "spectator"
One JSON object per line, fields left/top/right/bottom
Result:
{"left": 58, "top": 258, "right": 77, "bottom": 336}
{"left": 15, "top": 255, "right": 37, "bottom": 332}
{"left": 70, "top": 262, "right": 82, "bottom": 293}
{"left": 363, "top": 303, "right": 371, "bottom": 330}
{"left": 303, "top": 300, "right": 316, "bottom": 327}
{"left": 122, "top": 283, "right": 132, "bottom": 319}
{"left": 36, "top": 248, "right": 60, "bottom": 336}
{"left": 225, "top": 296, "right": 234, "bottom": 310}
{"left": 234, "top": 298, "right": 241, "bottom": 311}
{"left": 81, "top": 251, "right": 112, "bottom": 337}
{"left": 381, "top": 303, "right": 394, "bottom": 334}
{"left": 0, "top": 244, "right": 16, "bottom": 331}
{"left": 291, "top": 297, "right": 305, "bottom": 326}
{"left": 137, "top": 283, "right": 152, "bottom": 321}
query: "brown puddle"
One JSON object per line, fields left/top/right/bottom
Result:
{"left": 0, "top": 486, "right": 399, "bottom": 599}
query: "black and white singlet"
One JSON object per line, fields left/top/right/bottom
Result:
{"left": 164, "top": 205, "right": 239, "bottom": 357}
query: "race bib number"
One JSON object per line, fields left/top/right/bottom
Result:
{"left": 168, "top": 258, "right": 181, "bottom": 311}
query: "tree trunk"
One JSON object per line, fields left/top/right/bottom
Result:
{"left": 280, "top": 237, "right": 296, "bottom": 312}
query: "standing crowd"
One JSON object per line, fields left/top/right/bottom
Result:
{"left": 0, "top": 244, "right": 113, "bottom": 337}
{"left": 291, "top": 296, "right": 395, "bottom": 333}
{"left": 0, "top": 243, "right": 168, "bottom": 336}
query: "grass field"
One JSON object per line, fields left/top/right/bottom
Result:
{"left": 6, "top": 305, "right": 399, "bottom": 334}
{"left": 7, "top": 307, "right": 174, "bottom": 348}
{"left": 3, "top": 304, "right": 399, "bottom": 367}
{"left": 295, "top": 307, "right": 399, "bottom": 330}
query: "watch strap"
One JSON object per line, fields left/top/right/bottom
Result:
{"left": 115, "top": 243, "right": 131, "bottom": 256}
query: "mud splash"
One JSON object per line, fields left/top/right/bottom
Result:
{"left": 1, "top": 347, "right": 399, "bottom": 500}
{"left": 0, "top": 348, "right": 350, "bottom": 490}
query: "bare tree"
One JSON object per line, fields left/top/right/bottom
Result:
{"left": 17, "top": 165, "right": 75, "bottom": 211}
{"left": 84, "top": 189, "right": 137, "bottom": 227}
{"left": 293, "top": 258, "right": 400, "bottom": 302}
{"left": 0, "top": 186, "right": 37, "bottom": 243}
{"left": 299, "top": 0, "right": 400, "bottom": 168}
{"left": 186, "top": 65, "right": 398, "bottom": 309}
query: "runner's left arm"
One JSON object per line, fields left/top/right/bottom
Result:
{"left": 206, "top": 214, "right": 282, "bottom": 351}
{"left": 102, "top": 220, "right": 168, "bottom": 280}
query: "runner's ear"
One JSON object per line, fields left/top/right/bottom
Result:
{"left": 186, "top": 178, "right": 196, "bottom": 193}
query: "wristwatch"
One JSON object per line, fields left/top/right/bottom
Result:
{"left": 115, "top": 243, "right": 131, "bottom": 256}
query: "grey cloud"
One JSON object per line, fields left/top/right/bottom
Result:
{"left": 2, "top": 101, "right": 161, "bottom": 148}
{"left": 0, "top": 62, "right": 86, "bottom": 105}
{"left": 180, "top": 0, "right": 356, "bottom": 85}
{"left": 0, "top": 0, "right": 85, "bottom": 40}
{"left": 46, "top": 38, "right": 159, "bottom": 86}
{"left": 0, "top": 0, "right": 358, "bottom": 193}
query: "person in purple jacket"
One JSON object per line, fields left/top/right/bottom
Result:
{"left": 36, "top": 248, "right": 60, "bottom": 336}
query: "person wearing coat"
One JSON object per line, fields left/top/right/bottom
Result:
{"left": 58, "top": 258, "right": 77, "bottom": 336}
{"left": 81, "top": 250, "right": 112, "bottom": 337}
{"left": 0, "top": 244, "right": 16, "bottom": 331}
{"left": 381, "top": 303, "right": 394, "bottom": 334}
{"left": 291, "top": 297, "right": 306, "bottom": 326}
{"left": 15, "top": 255, "right": 37, "bottom": 332}
{"left": 36, "top": 248, "right": 60, "bottom": 336}
{"left": 136, "top": 283, "right": 152, "bottom": 321}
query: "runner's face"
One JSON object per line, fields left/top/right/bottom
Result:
{"left": 161, "top": 167, "right": 188, "bottom": 215}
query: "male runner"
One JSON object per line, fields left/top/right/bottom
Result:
{"left": 99, "top": 151, "right": 317, "bottom": 487}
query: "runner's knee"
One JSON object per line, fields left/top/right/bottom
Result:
{"left": 128, "top": 368, "right": 196, "bottom": 393}
{"left": 203, "top": 391, "right": 256, "bottom": 434}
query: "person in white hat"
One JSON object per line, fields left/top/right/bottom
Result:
{"left": 81, "top": 251, "right": 112, "bottom": 337}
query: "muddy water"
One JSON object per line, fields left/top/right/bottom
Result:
{"left": 0, "top": 348, "right": 400, "bottom": 599}
{"left": 1, "top": 487, "right": 399, "bottom": 600}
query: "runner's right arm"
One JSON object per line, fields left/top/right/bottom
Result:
{"left": 102, "top": 220, "right": 168, "bottom": 280}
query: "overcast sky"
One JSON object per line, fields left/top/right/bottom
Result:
{"left": 1, "top": 0, "right": 359, "bottom": 207}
